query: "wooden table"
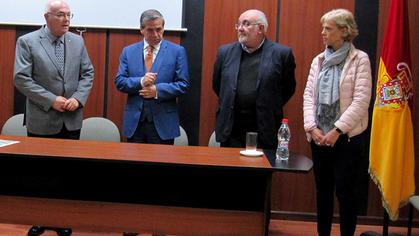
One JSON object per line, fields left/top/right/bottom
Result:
{"left": 0, "top": 136, "right": 311, "bottom": 236}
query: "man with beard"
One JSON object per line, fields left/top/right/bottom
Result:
{"left": 213, "top": 9, "right": 296, "bottom": 150}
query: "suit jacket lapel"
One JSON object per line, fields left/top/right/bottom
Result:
{"left": 231, "top": 43, "right": 242, "bottom": 88}
{"left": 137, "top": 41, "right": 145, "bottom": 74}
{"left": 151, "top": 40, "right": 166, "bottom": 76}
{"left": 39, "top": 30, "right": 62, "bottom": 77}
{"left": 63, "top": 33, "right": 72, "bottom": 79}
{"left": 257, "top": 40, "right": 272, "bottom": 88}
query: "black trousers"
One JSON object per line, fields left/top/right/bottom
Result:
{"left": 311, "top": 132, "right": 366, "bottom": 236}
{"left": 27, "top": 124, "right": 80, "bottom": 140}
{"left": 220, "top": 110, "right": 276, "bottom": 149}
{"left": 127, "top": 120, "right": 174, "bottom": 145}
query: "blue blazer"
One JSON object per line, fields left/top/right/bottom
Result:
{"left": 212, "top": 40, "right": 296, "bottom": 148}
{"left": 115, "top": 40, "right": 190, "bottom": 139}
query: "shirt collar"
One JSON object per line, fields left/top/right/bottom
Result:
{"left": 241, "top": 38, "right": 265, "bottom": 53}
{"left": 144, "top": 40, "right": 162, "bottom": 52}
{"left": 44, "top": 26, "right": 65, "bottom": 44}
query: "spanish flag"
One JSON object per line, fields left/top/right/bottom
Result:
{"left": 369, "top": 0, "right": 415, "bottom": 221}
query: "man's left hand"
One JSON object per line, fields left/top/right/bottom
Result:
{"left": 63, "top": 98, "right": 79, "bottom": 111}
{"left": 139, "top": 85, "right": 157, "bottom": 99}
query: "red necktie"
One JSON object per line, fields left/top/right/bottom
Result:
{"left": 145, "top": 45, "right": 154, "bottom": 72}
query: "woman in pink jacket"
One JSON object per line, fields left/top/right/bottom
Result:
{"left": 303, "top": 9, "right": 372, "bottom": 236}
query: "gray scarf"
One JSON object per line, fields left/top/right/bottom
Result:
{"left": 316, "top": 42, "right": 350, "bottom": 133}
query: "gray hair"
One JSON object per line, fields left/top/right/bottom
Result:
{"left": 253, "top": 10, "right": 268, "bottom": 33}
{"left": 140, "top": 9, "right": 165, "bottom": 29}
{"left": 321, "top": 9, "right": 359, "bottom": 41}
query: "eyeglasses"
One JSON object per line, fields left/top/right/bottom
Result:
{"left": 235, "top": 21, "right": 260, "bottom": 30}
{"left": 48, "top": 12, "right": 73, "bottom": 19}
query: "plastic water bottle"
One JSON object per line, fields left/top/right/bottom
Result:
{"left": 276, "top": 118, "right": 291, "bottom": 160}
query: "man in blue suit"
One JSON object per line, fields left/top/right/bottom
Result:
{"left": 213, "top": 9, "right": 296, "bottom": 150}
{"left": 115, "top": 9, "right": 190, "bottom": 145}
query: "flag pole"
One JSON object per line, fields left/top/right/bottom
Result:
{"left": 383, "top": 211, "right": 389, "bottom": 236}
{"left": 360, "top": 210, "right": 402, "bottom": 236}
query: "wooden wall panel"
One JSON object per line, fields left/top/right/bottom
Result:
{"left": 199, "top": 0, "right": 279, "bottom": 146}
{"left": 0, "top": 26, "right": 16, "bottom": 130}
{"left": 82, "top": 29, "right": 107, "bottom": 118}
{"left": 274, "top": 0, "right": 355, "bottom": 213}
{"left": 106, "top": 30, "right": 180, "bottom": 135}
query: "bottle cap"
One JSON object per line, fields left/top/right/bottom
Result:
{"left": 282, "top": 118, "right": 288, "bottom": 123}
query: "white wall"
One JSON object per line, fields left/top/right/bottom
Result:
{"left": 0, "top": 0, "right": 185, "bottom": 31}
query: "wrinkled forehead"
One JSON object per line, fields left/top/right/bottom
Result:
{"left": 142, "top": 18, "right": 164, "bottom": 29}
{"left": 238, "top": 11, "right": 257, "bottom": 23}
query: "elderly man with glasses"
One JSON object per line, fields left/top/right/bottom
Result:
{"left": 213, "top": 9, "right": 296, "bottom": 150}
{"left": 13, "top": 0, "right": 94, "bottom": 234}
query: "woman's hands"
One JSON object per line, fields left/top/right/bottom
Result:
{"left": 310, "top": 128, "right": 340, "bottom": 147}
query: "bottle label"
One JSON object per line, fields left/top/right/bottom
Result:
{"left": 279, "top": 141, "right": 289, "bottom": 148}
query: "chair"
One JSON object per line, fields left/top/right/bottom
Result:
{"left": 174, "top": 126, "right": 188, "bottom": 146}
{"left": 1, "top": 114, "right": 27, "bottom": 136}
{"left": 407, "top": 195, "right": 419, "bottom": 236}
{"left": 80, "top": 117, "right": 120, "bottom": 142}
{"left": 208, "top": 131, "right": 220, "bottom": 147}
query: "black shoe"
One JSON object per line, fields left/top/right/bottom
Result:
{"left": 122, "top": 233, "right": 138, "bottom": 236}
{"left": 56, "top": 228, "right": 72, "bottom": 236}
{"left": 27, "top": 226, "right": 45, "bottom": 236}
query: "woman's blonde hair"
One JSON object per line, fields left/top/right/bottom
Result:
{"left": 321, "top": 9, "right": 359, "bottom": 41}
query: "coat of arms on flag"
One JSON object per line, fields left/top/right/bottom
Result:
{"left": 369, "top": 0, "right": 415, "bottom": 221}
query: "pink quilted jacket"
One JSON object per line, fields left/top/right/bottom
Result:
{"left": 303, "top": 44, "right": 372, "bottom": 140}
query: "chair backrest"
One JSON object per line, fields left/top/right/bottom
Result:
{"left": 1, "top": 114, "right": 27, "bottom": 136}
{"left": 174, "top": 126, "right": 188, "bottom": 146}
{"left": 208, "top": 131, "right": 220, "bottom": 147}
{"left": 80, "top": 117, "right": 120, "bottom": 142}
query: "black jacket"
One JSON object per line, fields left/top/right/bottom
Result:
{"left": 212, "top": 39, "right": 296, "bottom": 148}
